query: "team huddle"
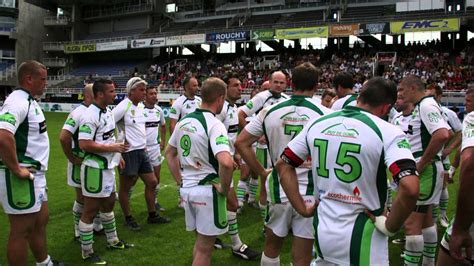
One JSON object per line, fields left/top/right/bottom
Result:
{"left": 0, "top": 60, "right": 473, "bottom": 266}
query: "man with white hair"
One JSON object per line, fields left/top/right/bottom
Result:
{"left": 113, "top": 77, "right": 170, "bottom": 231}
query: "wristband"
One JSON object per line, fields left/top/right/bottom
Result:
{"left": 374, "top": 216, "right": 396, "bottom": 237}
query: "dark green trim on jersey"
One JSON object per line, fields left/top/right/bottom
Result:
{"left": 264, "top": 95, "right": 324, "bottom": 119}
{"left": 268, "top": 169, "right": 281, "bottom": 204}
{"left": 198, "top": 173, "right": 219, "bottom": 185}
{"left": 92, "top": 103, "right": 107, "bottom": 113}
{"left": 313, "top": 209, "right": 324, "bottom": 260}
{"left": 350, "top": 213, "right": 375, "bottom": 266}
{"left": 5, "top": 169, "right": 35, "bottom": 210}
{"left": 14, "top": 97, "right": 42, "bottom": 170}
{"left": 343, "top": 94, "right": 358, "bottom": 108}
{"left": 374, "top": 151, "right": 387, "bottom": 216}
{"left": 212, "top": 186, "right": 228, "bottom": 229}
{"left": 305, "top": 170, "right": 314, "bottom": 196}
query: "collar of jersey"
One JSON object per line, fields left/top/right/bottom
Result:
{"left": 270, "top": 90, "right": 282, "bottom": 99}
{"left": 195, "top": 108, "right": 215, "bottom": 116}
{"left": 343, "top": 105, "right": 367, "bottom": 113}
{"left": 414, "top": 95, "right": 434, "bottom": 106}
{"left": 144, "top": 103, "right": 155, "bottom": 109}
{"left": 92, "top": 103, "right": 107, "bottom": 113}
{"left": 16, "top": 88, "right": 34, "bottom": 100}
{"left": 290, "top": 94, "right": 310, "bottom": 99}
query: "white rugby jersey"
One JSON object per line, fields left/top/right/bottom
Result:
{"left": 408, "top": 96, "right": 449, "bottom": 159}
{"left": 441, "top": 106, "right": 462, "bottom": 133}
{"left": 112, "top": 98, "right": 146, "bottom": 151}
{"left": 331, "top": 94, "right": 358, "bottom": 111}
{"left": 0, "top": 89, "right": 50, "bottom": 173}
{"left": 79, "top": 104, "right": 120, "bottom": 169}
{"left": 144, "top": 104, "right": 166, "bottom": 146}
{"left": 245, "top": 95, "right": 332, "bottom": 203}
{"left": 388, "top": 107, "right": 400, "bottom": 123}
{"left": 392, "top": 112, "right": 413, "bottom": 135}
{"left": 462, "top": 112, "right": 474, "bottom": 152}
{"left": 62, "top": 103, "right": 88, "bottom": 158}
{"left": 168, "top": 109, "right": 231, "bottom": 187}
{"left": 216, "top": 100, "right": 239, "bottom": 155}
{"left": 169, "top": 95, "right": 202, "bottom": 121}
{"left": 240, "top": 90, "right": 289, "bottom": 149}
{"left": 284, "top": 106, "right": 414, "bottom": 264}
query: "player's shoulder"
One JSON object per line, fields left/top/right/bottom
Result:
{"left": 173, "top": 95, "right": 186, "bottom": 104}
{"left": 463, "top": 111, "right": 474, "bottom": 126}
{"left": 418, "top": 96, "right": 439, "bottom": 108}
{"left": 4, "top": 89, "right": 29, "bottom": 107}
{"left": 305, "top": 97, "right": 332, "bottom": 114}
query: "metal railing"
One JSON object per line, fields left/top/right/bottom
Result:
{"left": 0, "top": 63, "right": 16, "bottom": 81}
{"left": 83, "top": 3, "right": 153, "bottom": 19}
{"left": 43, "top": 42, "right": 65, "bottom": 51}
{"left": 44, "top": 16, "right": 70, "bottom": 26}
{"left": 43, "top": 58, "right": 67, "bottom": 67}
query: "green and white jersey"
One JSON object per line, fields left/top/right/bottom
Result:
{"left": 388, "top": 107, "right": 400, "bottom": 123}
{"left": 112, "top": 98, "right": 146, "bottom": 151}
{"left": 245, "top": 95, "right": 332, "bottom": 203}
{"left": 240, "top": 90, "right": 289, "bottom": 149}
{"left": 408, "top": 96, "right": 449, "bottom": 160}
{"left": 168, "top": 109, "right": 231, "bottom": 188}
{"left": 216, "top": 100, "right": 239, "bottom": 155}
{"left": 331, "top": 93, "right": 358, "bottom": 111}
{"left": 144, "top": 104, "right": 166, "bottom": 146}
{"left": 283, "top": 106, "right": 414, "bottom": 264}
{"left": 392, "top": 112, "right": 413, "bottom": 135}
{"left": 462, "top": 112, "right": 474, "bottom": 152}
{"left": 62, "top": 103, "right": 88, "bottom": 158}
{"left": 169, "top": 95, "right": 202, "bottom": 121}
{"left": 441, "top": 106, "right": 462, "bottom": 133}
{"left": 79, "top": 104, "right": 120, "bottom": 169}
{"left": 0, "top": 89, "right": 50, "bottom": 172}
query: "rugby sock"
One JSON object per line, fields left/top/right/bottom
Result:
{"left": 261, "top": 253, "right": 280, "bottom": 266}
{"left": 440, "top": 187, "right": 449, "bottom": 217}
{"left": 259, "top": 202, "right": 267, "bottom": 221}
{"left": 432, "top": 205, "right": 439, "bottom": 224}
{"left": 100, "top": 212, "right": 119, "bottom": 244}
{"left": 422, "top": 225, "right": 437, "bottom": 266}
{"left": 93, "top": 212, "right": 103, "bottom": 232}
{"left": 155, "top": 183, "right": 161, "bottom": 203}
{"left": 404, "top": 235, "right": 423, "bottom": 265}
{"left": 72, "top": 201, "right": 83, "bottom": 238}
{"left": 227, "top": 211, "right": 243, "bottom": 250}
{"left": 249, "top": 177, "right": 259, "bottom": 203}
{"left": 236, "top": 180, "right": 247, "bottom": 206}
{"left": 79, "top": 220, "right": 94, "bottom": 257}
{"left": 36, "top": 255, "right": 52, "bottom": 266}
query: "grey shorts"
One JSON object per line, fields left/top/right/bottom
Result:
{"left": 120, "top": 149, "right": 153, "bottom": 176}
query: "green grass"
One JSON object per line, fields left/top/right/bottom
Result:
{"left": 0, "top": 112, "right": 460, "bottom": 265}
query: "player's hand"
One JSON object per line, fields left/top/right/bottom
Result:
{"left": 448, "top": 166, "right": 457, "bottom": 184}
{"left": 233, "top": 154, "right": 241, "bottom": 170}
{"left": 119, "top": 157, "right": 125, "bottom": 170}
{"left": 257, "top": 135, "right": 267, "bottom": 145}
{"left": 416, "top": 162, "right": 426, "bottom": 174}
{"left": 365, "top": 210, "right": 396, "bottom": 237}
{"left": 14, "top": 167, "right": 35, "bottom": 180}
{"left": 260, "top": 168, "right": 272, "bottom": 180}
{"left": 213, "top": 183, "right": 228, "bottom": 196}
{"left": 449, "top": 229, "right": 473, "bottom": 265}
{"left": 110, "top": 142, "right": 129, "bottom": 153}
{"left": 71, "top": 155, "right": 83, "bottom": 166}
{"left": 299, "top": 199, "right": 318, "bottom": 218}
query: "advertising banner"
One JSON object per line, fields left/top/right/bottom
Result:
{"left": 251, "top": 29, "right": 274, "bottom": 40}
{"left": 131, "top": 37, "right": 166, "bottom": 48}
{"left": 64, "top": 43, "right": 96, "bottom": 54}
{"left": 96, "top": 40, "right": 128, "bottom": 51}
{"left": 330, "top": 24, "right": 360, "bottom": 36}
{"left": 359, "top": 22, "right": 390, "bottom": 35}
{"left": 206, "top": 31, "right": 250, "bottom": 43}
{"left": 166, "top": 34, "right": 205, "bottom": 46}
{"left": 275, "top": 26, "right": 328, "bottom": 39}
{"left": 390, "top": 18, "right": 460, "bottom": 34}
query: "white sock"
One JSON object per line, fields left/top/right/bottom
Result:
{"left": 422, "top": 225, "right": 437, "bottom": 266}
{"left": 93, "top": 212, "right": 103, "bottom": 232}
{"left": 440, "top": 187, "right": 449, "bottom": 216}
{"left": 227, "top": 211, "right": 243, "bottom": 250}
{"left": 155, "top": 183, "right": 160, "bottom": 203}
{"left": 249, "top": 177, "right": 259, "bottom": 203}
{"left": 79, "top": 220, "right": 94, "bottom": 257}
{"left": 36, "top": 255, "right": 52, "bottom": 266}
{"left": 72, "top": 201, "right": 83, "bottom": 237}
{"left": 100, "top": 211, "right": 119, "bottom": 244}
{"left": 261, "top": 252, "right": 280, "bottom": 266}
{"left": 404, "top": 235, "right": 424, "bottom": 265}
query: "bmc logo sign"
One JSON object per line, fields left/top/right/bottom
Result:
{"left": 390, "top": 18, "right": 459, "bottom": 33}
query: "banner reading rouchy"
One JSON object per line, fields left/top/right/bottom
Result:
{"left": 359, "top": 23, "right": 390, "bottom": 35}
{"left": 206, "top": 31, "right": 250, "bottom": 43}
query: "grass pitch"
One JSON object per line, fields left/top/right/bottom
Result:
{"left": 0, "top": 112, "right": 460, "bottom": 265}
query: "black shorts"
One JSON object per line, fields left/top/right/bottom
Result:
{"left": 120, "top": 149, "right": 153, "bottom": 176}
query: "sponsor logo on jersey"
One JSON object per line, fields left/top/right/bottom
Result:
{"left": 326, "top": 191, "right": 362, "bottom": 204}
{"left": 65, "top": 117, "right": 76, "bottom": 127}
{"left": 464, "top": 123, "right": 474, "bottom": 138}
{"left": 246, "top": 100, "right": 253, "bottom": 109}
{"left": 280, "top": 111, "right": 310, "bottom": 122}
{"left": 39, "top": 120, "right": 47, "bottom": 134}
{"left": 353, "top": 186, "right": 361, "bottom": 197}
{"left": 321, "top": 123, "right": 359, "bottom": 138}
{"left": 79, "top": 124, "right": 92, "bottom": 134}
{"left": 397, "top": 139, "right": 411, "bottom": 149}
{"left": 216, "top": 135, "right": 229, "bottom": 145}
{"left": 179, "top": 122, "right": 197, "bottom": 133}
{"left": 170, "top": 107, "right": 177, "bottom": 114}
{"left": 0, "top": 112, "right": 16, "bottom": 125}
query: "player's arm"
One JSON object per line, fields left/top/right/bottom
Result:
{"left": 238, "top": 94, "right": 263, "bottom": 130}
{"left": 453, "top": 147, "right": 474, "bottom": 232}
{"left": 168, "top": 101, "right": 181, "bottom": 135}
{"left": 442, "top": 130, "right": 461, "bottom": 159}
{"left": 59, "top": 129, "right": 82, "bottom": 165}
{"left": 417, "top": 128, "right": 450, "bottom": 171}
{"left": 384, "top": 160, "right": 419, "bottom": 233}
{"left": 0, "top": 130, "right": 32, "bottom": 179}
{"left": 216, "top": 151, "right": 234, "bottom": 196}
{"left": 160, "top": 123, "right": 166, "bottom": 150}
{"left": 78, "top": 122, "right": 127, "bottom": 153}
{"left": 238, "top": 109, "right": 248, "bottom": 130}
{"left": 165, "top": 144, "right": 181, "bottom": 186}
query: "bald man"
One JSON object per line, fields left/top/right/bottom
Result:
{"left": 238, "top": 71, "right": 289, "bottom": 221}
{"left": 60, "top": 84, "right": 104, "bottom": 241}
